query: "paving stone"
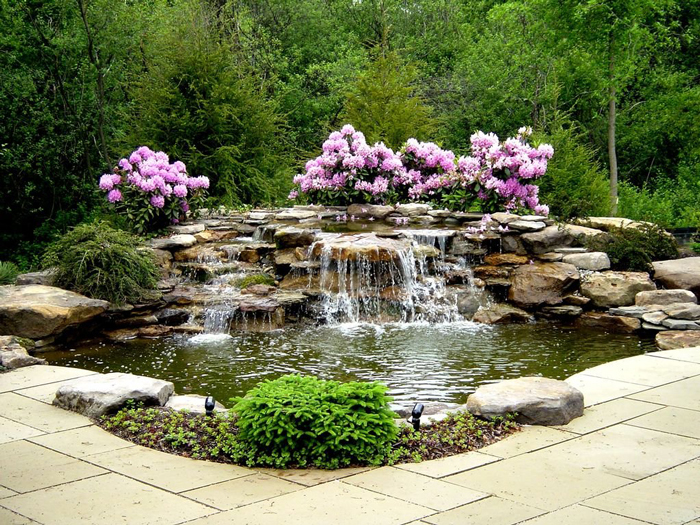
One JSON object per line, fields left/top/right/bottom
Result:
{"left": 182, "top": 473, "right": 302, "bottom": 511}
{"left": 575, "top": 354, "right": 700, "bottom": 387}
{"left": 565, "top": 374, "right": 650, "bottom": 406}
{"left": 184, "top": 480, "right": 434, "bottom": 525}
{"left": 584, "top": 459, "right": 700, "bottom": 524}
{"left": 0, "top": 486, "right": 18, "bottom": 498}
{"left": 1, "top": 473, "right": 215, "bottom": 525}
{"left": 0, "top": 366, "right": 97, "bottom": 394}
{"left": 445, "top": 453, "right": 630, "bottom": 512}
{"left": 29, "top": 425, "right": 134, "bottom": 457}
{"left": 476, "top": 426, "right": 576, "bottom": 459}
{"left": 0, "top": 393, "right": 91, "bottom": 433}
{"left": 648, "top": 347, "right": 700, "bottom": 364}
{"left": 521, "top": 504, "right": 649, "bottom": 524}
{"left": 0, "top": 416, "right": 45, "bottom": 444}
{"left": 421, "top": 496, "right": 545, "bottom": 525}
{"left": 629, "top": 375, "right": 700, "bottom": 412}
{"left": 0, "top": 507, "right": 38, "bottom": 524}
{"left": 395, "top": 451, "right": 500, "bottom": 479}
{"left": 626, "top": 406, "right": 700, "bottom": 439}
{"left": 535, "top": 424, "right": 700, "bottom": 480}
{"left": 84, "top": 445, "right": 250, "bottom": 493}
{"left": 556, "top": 398, "right": 662, "bottom": 435}
{"left": 256, "top": 466, "right": 372, "bottom": 487}
{"left": 343, "top": 466, "right": 487, "bottom": 512}
{"left": 0, "top": 441, "right": 106, "bottom": 493}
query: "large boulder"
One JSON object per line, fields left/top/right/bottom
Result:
{"left": 575, "top": 312, "right": 641, "bottom": 333}
{"left": 636, "top": 289, "right": 697, "bottom": 307}
{"left": 520, "top": 226, "right": 575, "bottom": 254}
{"left": 53, "top": 372, "right": 174, "bottom": 417}
{"left": 580, "top": 271, "right": 656, "bottom": 308}
{"left": 0, "top": 336, "right": 46, "bottom": 369}
{"left": 508, "top": 262, "right": 580, "bottom": 308}
{"left": 0, "top": 285, "right": 109, "bottom": 339}
{"left": 652, "top": 258, "right": 700, "bottom": 299}
{"left": 466, "top": 377, "right": 584, "bottom": 426}
{"left": 472, "top": 304, "right": 534, "bottom": 324}
{"left": 656, "top": 330, "right": 700, "bottom": 350}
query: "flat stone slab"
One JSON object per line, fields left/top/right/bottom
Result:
{"left": 149, "top": 234, "right": 198, "bottom": 250}
{"left": 466, "top": 377, "right": 584, "bottom": 426}
{"left": 636, "top": 289, "right": 697, "bottom": 306}
{"left": 0, "top": 285, "right": 109, "bottom": 339}
{"left": 562, "top": 252, "right": 611, "bottom": 271}
{"left": 53, "top": 372, "right": 174, "bottom": 417}
{"left": 165, "top": 395, "right": 226, "bottom": 414}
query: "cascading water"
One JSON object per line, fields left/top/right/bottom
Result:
{"left": 311, "top": 233, "right": 473, "bottom": 324}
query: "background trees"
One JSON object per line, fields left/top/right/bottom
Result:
{"left": 1, "top": 0, "right": 698, "bottom": 265}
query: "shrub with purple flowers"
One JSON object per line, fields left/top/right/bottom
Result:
{"left": 289, "top": 125, "right": 552, "bottom": 215}
{"left": 98, "top": 147, "right": 210, "bottom": 233}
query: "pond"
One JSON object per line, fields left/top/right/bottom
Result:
{"left": 43, "top": 321, "right": 655, "bottom": 410}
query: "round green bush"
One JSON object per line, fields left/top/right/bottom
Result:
{"left": 232, "top": 374, "right": 398, "bottom": 469}
{"left": 43, "top": 221, "right": 160, "bottom": 304}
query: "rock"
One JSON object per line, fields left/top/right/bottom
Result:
{"left": 172, "top": 245, "right": 223, "bottom": 263}
{"left": 427, "top": 209, "right": 452, "bottom": 218}
{"left": 576, "top": 217, "right": 647, "bottom": 231}
{"left": 643, "top": 322, "right": 668, "bottom": 332}
{"left": 165, "top": 395, "right": 226, "bottom": 414}
{"left": 540, "top": 305, "right": 583, "bottom": 318}
{"left": 641, "top": 311, "right": 668, "bottom": 325}
{"left": 472, "top": 304, "right": 534, "bottom": 324}
{"left": 149, "top": 234, "right": 198, "bottom": 251}
{"left": 112, "top": 315, "right": 158, "bottom": 328}
{"left": 656, "top": 330, "right": 700, "bottom": 350}
{"left": 248, "top": 211, "right": 276, "bottom": 221}
{"left": 473, "top": 266, "right": 512, "bottom": 280}
{"left": 561, "top": 224, "right": 609, "bottom": 243}
{"left": 153, "top": 249, "right": 173, "bottom": 271}
{"left": 563, "top": 294, "right": 590, "bottom": 307}
{"left": 662, "top": 303, "right": 700, "bottom": 320}
{"left": 155, "top": 308, "right": 190, "bottom": 326}
{"left": 536, "top": 252, "right": 564, "bottom": 262}
{"left": 636, "top": 289, "right": 697, "bottom": 306}
{"left": 575, "top": 313, "right": 641, "bottom": 333}
{"left": 661, "top": 319, "right": 700, "bottom": 330}
{"left": 347, "top": 203, "right": 395, "bottom": 219}
{"left": 652, "top": 258, "right": 700, "bottom": 298}
{"left": 53, "top": 372, "right": 174, "bottom": 417}
{"left": 238, "top": 298, "right": 279, "bottom": 313}
{"left": 412, "top": 245, "right": 441, "bottom": 259}
{"left": 562, "top": 252, "right": 611, "bottom": 271}
{"left": 241, "top": 284, "right": 277, "bottom": 296}
{"left": 608, "top": 305, "right": 656, "bottom": 318}
{"left": 508, "top": 263, "right": 580, "bottom": 308}
{"left": 0, "top": 336, "right": 46, "bottom": 369}
{"left": 193, "top": 230, "right": 217, "bottom": 243}
{"left": 310, "top": 233, "right": 411, "bottom": 262}
{"left": 138, "top": 325, "right": 173, "bottom": 338}
{"left": 274, "top": 227, "right": 316, "bottom": 249}
{"left": 15, "top": 269, "right": 56, "bottom": 286}
{"left": 168, "top": 223, "right": 206, "bottom": 235}
{"left": 500, "top": 235, "right": 527, "bottom": 255}
{"left": 484, "top": 253, "right": 529, "bottom": 266}
{"left": 466, "top": 377, "right": 584, "bottom": 426}
{"left": 0, "top": 285, "right": 109, "bottom": 339}
{"left": 554, "top": 247, "right": 588, "bottom": 254}
{"left": 275, "top": 208, "right": 318, "bottom": 221}
{"left": 580, "top": 271, "right": 656, "bottom": 308}
{"left": 395, "top": 203, "right": 430, "bottom": 216}
{"left": 508, "top": 220, "right": 547, "bottom": 232}
{"left": 102, "top": 328, "right": 139, "bottom": 342}
{"left": 162, "top": 287, "right": 196, "bottom": 305}
{"left": 520, "top": 226, "right": 575, "bottom": 254}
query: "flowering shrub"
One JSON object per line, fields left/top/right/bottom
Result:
{"left": 98, "top": 146, "right": 210, "bottom": 233}
{"left": 290, "top": 125, "right": 552, "bottom": 215}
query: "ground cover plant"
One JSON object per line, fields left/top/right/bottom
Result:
{"left": 99, "top": 375, "right": 519, "bottom": 469}
{"left": 43, "top": 221, "right": 160, "bottom": 304}
{"left": 0, "top": 261, "right": 19, "bottom": 285}
{"left": 289, "top": 125, "right": 553, "bottom": 216}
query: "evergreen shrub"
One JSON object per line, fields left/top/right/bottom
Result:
{"left": 586, "top": 223, "right": 678, "bottom": 272}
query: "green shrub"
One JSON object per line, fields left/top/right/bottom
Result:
{"left": 43, "top": 221, "right": 160, "bottom": 304}
{"left": 586, "top": 223, "right": 678, "bottom": 272}
{"left": 0, "top": 261, "right": 19, "bottom": 285}
{"left": 690, "top": 243, "right": 700, "bottom": 254}
{"left": 233, "top": 273, "right": 275, "bottom": 288}
{"left": 232, "top": 374, "right": 398, "bottom": 469}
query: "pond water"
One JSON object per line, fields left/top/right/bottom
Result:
{"left": 43, "top": 321, "right": 655, "bottom": 410}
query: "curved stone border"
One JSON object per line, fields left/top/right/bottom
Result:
{"left": 1, "top": 347, "right": 699, "bottom": 523}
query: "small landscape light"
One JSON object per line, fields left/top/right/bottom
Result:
{"left": 205, "top": 396, "right": 215, "bottom": 416}
{"left": 409, "top": 403, "right": 424, "bottom": 431}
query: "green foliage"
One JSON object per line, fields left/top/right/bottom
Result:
{"left": 0, "top": 261, "right": 19, "bottom": 285}
{"left": 344, "top": 51, "right": 437, "bottom": 149}
{"left": 234, "top": 274, "right": 275, "bottom": 289}
{"left": 43, "top": 221, "right": 159, "bottom": 304}
{"left": 585, "top": 223, "right": 679, "bottom": 272}
{"left": 232, "top": 374, "right": 398, "bottom": 469}
{"left": 690, "top": 243, "right": 700, "bottom": 255}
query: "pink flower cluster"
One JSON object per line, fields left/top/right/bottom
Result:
{"left": 98, "top": 146, "right": 209, "bottom": 230}
{"left": 290, "top": 125, "right": 553, "bottom": 215}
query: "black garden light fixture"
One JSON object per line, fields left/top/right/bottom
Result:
{"left": 408, "top": 402, "right": 424, "bottom": 431}
{"left": 205, "top": 396, "right": 216, "bottom": 417}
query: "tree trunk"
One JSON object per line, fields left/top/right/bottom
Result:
{"left": 608, "top": 32, "right": 618, "bottom": 216}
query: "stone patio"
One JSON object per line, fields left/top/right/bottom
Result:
{"left": 1, "top": 348, "right": 699, "bottom": 524}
